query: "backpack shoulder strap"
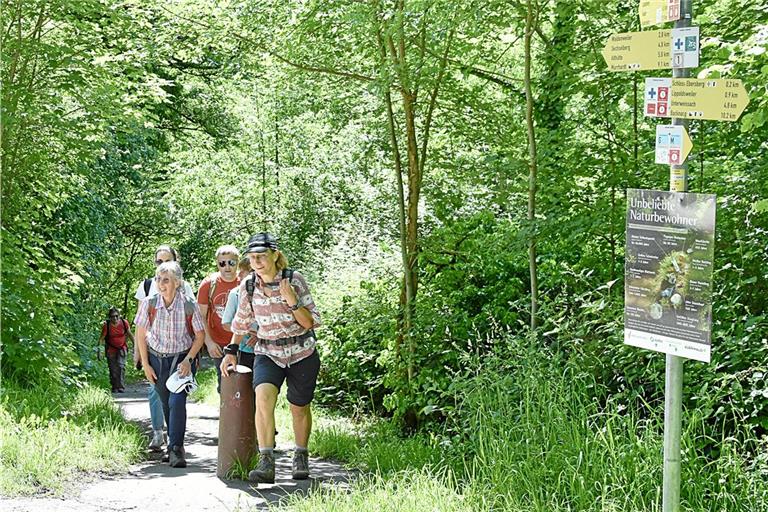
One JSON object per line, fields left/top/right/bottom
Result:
{"left": 147, "top": 295, "right": 159, "bottom": 329}
{"left": 245, "top": 271, "right": 256, "bottom": 316}
{"left": 205, "top": 272, "right": 219, "bottom": 320}
{"left": 183, "top": 296, "right": 196, "bottom": 339}
{"left": 143, "top": 278, "right": 152, "bottom": 297}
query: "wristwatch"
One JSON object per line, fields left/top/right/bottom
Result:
{"left": 187, "top": 357, "right": 194, "bottom": 365}
{"left": 289, "top": 302, "right": 301, "bottom": 311}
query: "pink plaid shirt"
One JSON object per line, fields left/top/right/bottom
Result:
{"left": 134, "top": 292, "right": 205, "bottom": 354}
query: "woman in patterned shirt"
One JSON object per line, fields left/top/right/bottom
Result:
{"left": 220, "top": 232, "right": 321, "bottom": 484}
{"left": 135, "top": 261, "right": 205, "bottom": 469}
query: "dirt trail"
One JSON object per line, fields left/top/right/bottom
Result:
{"left": 1, "top": 382, "right": 352, "bottom": 511}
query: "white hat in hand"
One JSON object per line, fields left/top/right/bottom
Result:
{"left": 166, "top": 370, "right": 198, "bottom": 394}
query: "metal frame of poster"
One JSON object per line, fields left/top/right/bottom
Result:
{"left": 624, "top": 189, "right": 716, "bottom": 362}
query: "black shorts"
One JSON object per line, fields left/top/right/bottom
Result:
{"left": 238, "top": 351, "right": 255, "bottom": 370}
{"left": 252, "top": 350, "right": 320, "bottom": 406}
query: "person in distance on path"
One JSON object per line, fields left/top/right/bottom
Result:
{"left": 99, "top": 307, "right": 134, "bottom": 393}
{"left": 220, "top": 232, "right": 321, "bottom": 483}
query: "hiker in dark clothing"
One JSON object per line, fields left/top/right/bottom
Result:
{"left": 99, "top": 307, "right": 134, "bottom": 393}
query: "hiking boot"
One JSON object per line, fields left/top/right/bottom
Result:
{"left": 292, "top": 450, "right": 309, "bottom": 480}
{"left": 248, "top": 452, "right": 275, "bottom": 483}
{"left": 148, "top": 430, "right": 165, "bottom": 452}
{"left": 169, "top": 445, "right": 186, "bottom": 468}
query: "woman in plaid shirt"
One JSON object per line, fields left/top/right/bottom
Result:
{"left": 220, "top": 232, "right": 321, "bottom": 484}
{"left": 135, "top": 261, "right": 205, "bottom": 469}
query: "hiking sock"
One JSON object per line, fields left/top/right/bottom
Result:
{"left": 259, "top": 447, "right": 274, "bottom": 456}
{"left": 294, "top": 445, "right": 308, "bottom": 453}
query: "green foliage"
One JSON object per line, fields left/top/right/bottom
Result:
{"left": 2, "top": 0, "right": 767, "bottom": 505}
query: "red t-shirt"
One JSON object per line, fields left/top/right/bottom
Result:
{"left": 101, "top": 320, "right": 129, "bottom": 355}
{"left": 197, "top": 273, "right": 240, "bottom": 347}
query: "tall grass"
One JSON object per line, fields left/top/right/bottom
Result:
{"left": 453, "top": 351, "right": 768, "bottom": 511}
{"left": 311, "top": 420, "right": 442, "bottom": 475}
{"left": 280, "top": 347, "right": 768, "bottom": 512}
{"left": 0, "top": 382, "right": 144, "bottom": 496}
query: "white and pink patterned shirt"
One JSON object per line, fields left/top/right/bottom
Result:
{"left": 134, "top": 292, "right": 205, "bottom": 354}
{"left": 231, "top": 270, "right": 321, "bottom": 367}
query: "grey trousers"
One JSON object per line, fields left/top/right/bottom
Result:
{"left": 107, "top": 350, "right": 126, "bottom": 391}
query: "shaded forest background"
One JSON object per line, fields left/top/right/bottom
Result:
{"left": 2, "top": 0, "right": 767, "bottom": 461}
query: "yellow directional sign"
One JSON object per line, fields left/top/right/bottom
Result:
{"left": 640, "top": 0, "right": 681, "bottom": 28}
{"left": 669, "top": 79, "right": 750, "bottom": 121}
{"left": 602, "top": 30, "right": 670, "bottom": 71}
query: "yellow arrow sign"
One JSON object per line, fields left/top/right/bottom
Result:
{"left": 655, "top": 125, "right": 692, "bottom": 165}
{"left": 669, "top": 79, "right": 750, "bottom": 121}
{"left": 640, "top": 0, "right": 681, "bottom": 28}
{"left": 601, "top": 30, "right": 670, "bottom": 71}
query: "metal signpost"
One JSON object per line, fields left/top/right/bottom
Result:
{"left": 663, "top": 3, "right": 691, "bottom": 509}
{"left": 602, "top": 0, "right": 751, "bottom": 509}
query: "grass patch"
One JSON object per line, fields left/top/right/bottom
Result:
{"left": 0, "top": 383, "right": 144, "bottom": 496}
{"left": 311, "top": 420, "right": 442, "bottom": 475}
{"left": 186, "top": 352, "right": 768, "bottom": 511}
{"left": 189, "top": 366, "right": 220, "bottom": 406}
{"left": 449, "top": 352, "right": 768, "bottom": 512}
{"left": 288, "top": 348, "right": 768, "bottom": 512}
{"left": 276, "top": 468, "right": 470, "bottom": 512}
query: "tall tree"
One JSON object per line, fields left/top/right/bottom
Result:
{"left": 523, "top": 0, "right": 539, "bottom": 330}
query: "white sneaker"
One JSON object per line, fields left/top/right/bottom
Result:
{"left": 148, "top": 430, "right": 165, "bottom": 452}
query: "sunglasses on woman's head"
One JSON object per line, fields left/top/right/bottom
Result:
{"left": 218, "top": 259, "right": 237, "bottom": 268}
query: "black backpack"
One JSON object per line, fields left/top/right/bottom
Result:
{"left": 143, "top": 278, "right": 152, "bottom": 297}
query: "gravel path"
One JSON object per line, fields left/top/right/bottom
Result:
{"left": 1, "top": 382, "right": 352, "bottom": 512}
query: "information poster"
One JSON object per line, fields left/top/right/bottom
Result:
{"left": 624, "top": 189, "right": 716, "bottom": 362}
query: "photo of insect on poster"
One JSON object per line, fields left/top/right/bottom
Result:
{"left": 624, "top": 188, "right": 716, "bottom": 362}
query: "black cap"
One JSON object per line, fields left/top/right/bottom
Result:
{"left": 244, "top": 232, "right": 278, "bottom": 254}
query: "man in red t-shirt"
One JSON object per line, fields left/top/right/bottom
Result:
{"left": 197, "top": 245, "right": 241, "bottom": 392}
{"left": 99, "top": 307, "right": 134, "bottom": 393}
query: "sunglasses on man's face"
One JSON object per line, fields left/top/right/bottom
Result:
{"left": 155, "top": 259, "right": 172, "bottom": 265}
{"left": 218, "top": 259, "right": 237, "bottom": 268}
{"left": 109, "top": 315, "right": 119, "bottom": 319}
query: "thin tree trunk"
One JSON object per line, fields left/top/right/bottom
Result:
{"left": 385, "top": 2, "right": 420, "bottom": 382}
{"left": 376, "top": 15, "right": 412, "bottom": 380}
{"left": 524, "top": 0, "right": 539, "bottom": 332}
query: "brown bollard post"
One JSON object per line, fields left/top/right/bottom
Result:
{"left": 217, "top": 364, "right": 256, "bottom": 479}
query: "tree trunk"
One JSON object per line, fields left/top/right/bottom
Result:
{"left": 376, "top": 15, "right": 413, "bottom": 382}
{"left": 524, "top": 0, "right": 539, "bottom": 332}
